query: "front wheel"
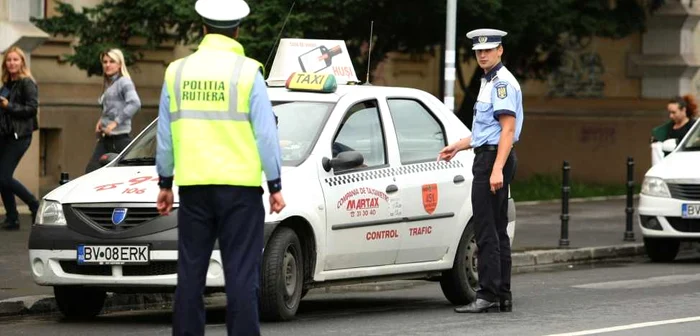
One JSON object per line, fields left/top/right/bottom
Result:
{"left": 260, "top": 227, "right": 304, "bottom": 321}
{"left": 644, "top": 237, "right": 680, "bottom": 262}
{"left": 53, "top": 286, "right": 106, "bottom": 320}
{"left": 439, "top": 223, "right": 478, "bottom": 305}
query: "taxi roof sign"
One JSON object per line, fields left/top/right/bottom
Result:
{"left": 285, "top": 72, "right": 337, "bottom": 93}
{"left": 267, "top": 38, "right": 360, "bottom": 87}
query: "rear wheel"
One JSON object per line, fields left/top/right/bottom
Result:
{"left": 644, "top": 238, "right": 680, "bottom": 262}
{"left": 53, "top": 286, "right": 106, "bottom": 320}
{"left": 260, "top": 227, "right": 304, "bottom": 321}
{"left": 439, "top": 223, "right": 478, "bottom": 305}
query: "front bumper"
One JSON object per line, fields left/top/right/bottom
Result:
{"left": 29, "top": 249, "right": 225, "bottom": 288}
{"left": 638, "top": 194, "right": 700, "bottom": 239}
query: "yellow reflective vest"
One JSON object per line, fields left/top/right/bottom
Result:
{"left": 165, "top": 34, "right": 264, "bottom": 187}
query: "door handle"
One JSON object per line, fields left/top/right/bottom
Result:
{"left": 454, "top": 175, "right": 465, "bottom": 183}
{"left": 386, "top": 184, "right": 398, "bottom": 193}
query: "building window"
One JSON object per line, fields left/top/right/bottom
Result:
{"left": 30, "top": 0, "right": 46, "bottom": 19}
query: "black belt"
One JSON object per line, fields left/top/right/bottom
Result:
{"left": 474, "top": 145, "right": 498, "bottom": 154}
{"left": 102, "top": 133, "right": 130, "bottom": 139}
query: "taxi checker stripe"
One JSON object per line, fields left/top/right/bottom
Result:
{"left": 171, "top": 56, "right": 249, "bottom": 122}
{"left": 324, "top": 161, "right": 464, "bottom": 186}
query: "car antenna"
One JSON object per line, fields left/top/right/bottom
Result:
{"left": 364, "top": 20, "right": 374, "bottom": 86}
{"left": 264, "top": 1, "right": 296, "bottom": 74}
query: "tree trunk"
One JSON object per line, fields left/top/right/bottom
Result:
{"left": 455, "top": 49, "right": 482, "bottom": 130}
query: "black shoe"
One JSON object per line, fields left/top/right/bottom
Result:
{"left": 500, "top": 299, "right": 513, "bottom": 312}
{"left": 454, "top": 299, "right": 500, "bottom": 313}
{"left": 2, "top": 219, "right": 20, "bottom": 230}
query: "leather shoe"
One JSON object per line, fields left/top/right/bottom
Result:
{"left": 454, "top": 299, "right": 500, "bottom": 313}
{"left": 500, "top": 299, "right": 513, "bottom": 312}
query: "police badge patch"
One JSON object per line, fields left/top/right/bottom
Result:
{"left": 496, "top": 84, "right": 507, "bottom": 99}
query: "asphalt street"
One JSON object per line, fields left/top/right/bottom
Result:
{"left": 2, "top": 253, "right": 699, "bottom": 336}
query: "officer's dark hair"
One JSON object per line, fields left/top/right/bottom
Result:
{"left": 203, "top": 23, "right": 239, "bottom": 38}
{"left": 669, "top": 94, "right": 698, "bottom": 119}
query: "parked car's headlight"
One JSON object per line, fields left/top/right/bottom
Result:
{"left": 641, "top": 177, "right": 671, "bottom": 198}
{"left": 35, "top": 200, "right": 67, "bottom": 226}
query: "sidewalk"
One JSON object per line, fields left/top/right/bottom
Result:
{"left": 0, "top": 197, "right": 659, "bottom": 315}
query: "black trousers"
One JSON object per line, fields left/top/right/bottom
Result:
{"left": 471, "top": 149, "right": 517, "bottom": 302}
{"left": 0, "top": 135, "right": 39, "bottom": 222}
{"left": 173, "top": 185, "right": 264, "bottom": 336}
{"left": 84, "top": 133, "right": 132, "bottom": 174}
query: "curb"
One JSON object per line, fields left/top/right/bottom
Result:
{"left": 515, "top": 194, "right": 639, "bottom": 206}
{"left": 0, "top": 243, "right": 662, "bottom": 318}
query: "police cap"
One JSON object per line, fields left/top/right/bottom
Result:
{"left": 466, "top": 28, "right": 508, "bottom": 50}
{"left": 195, "top": 0, "right": 250, "bottom": 29}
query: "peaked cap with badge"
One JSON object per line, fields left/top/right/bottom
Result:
{"left": 195, "top": 0, "right": 250, "bottom": 29}
{"left": 466, "top": 28, "right": 508, "bottom": 50}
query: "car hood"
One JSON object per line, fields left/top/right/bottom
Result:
{"left": 646, "top": 151, "right": 700, "bottom": 181}
{"left": 46, "top": 166, "right": 301, "bottom": 205}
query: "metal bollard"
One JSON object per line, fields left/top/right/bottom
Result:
{"left": 59, "top": 172, "right": 70, "bottom": 185}
{"left": 624, "top": 157, "right": 636, "bottom": 241}
{"left": 559, "top": 161, "right": 570, "bottom": 248}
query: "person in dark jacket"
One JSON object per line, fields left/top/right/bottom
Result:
{"left": 0, "top": 46, "right": 40, "bottom": 230}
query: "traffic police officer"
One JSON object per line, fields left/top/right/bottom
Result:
{"left": 155, "top": 0, "right": 285, "bottom": 334}
{"left": 438, "top": 28, "right": 523, "bottom": 314}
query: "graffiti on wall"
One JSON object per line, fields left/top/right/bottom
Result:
{"left": 548, "top": 36, "right": 605, "bottom": 98}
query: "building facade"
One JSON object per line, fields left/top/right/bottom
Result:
{"left": 2, "top": 0, "right": 700, "bottom": 199}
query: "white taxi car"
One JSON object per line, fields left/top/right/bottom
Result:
{"left": 29, "top": 39, "right": 516, "bottom": 320}
{"left": 638, "top": 119, "right": 700, "bottom": 262}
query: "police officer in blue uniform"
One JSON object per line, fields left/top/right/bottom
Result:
{"left": 438, "top": 28, "right": 524, "bottom": 314}
{"left": 155, "top": 0, "right": 285, "bottom": 334}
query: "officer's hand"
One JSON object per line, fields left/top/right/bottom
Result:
{"left": 438, "top": 143, "right": 458, "bottom": 162}
{"left": 157, "top": 189, "right": 174, "bottom": 215}
{"left": 490, "top": 169, "right": 504, "bottom": 194}
{"left": 269, "top": 192, "right": 286, "bottom": 214}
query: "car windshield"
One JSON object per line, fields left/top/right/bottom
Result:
{"left": 678, "top": 120, "right": 700, "bottom": 151}
{"left": 117, "top": 101, "right": 333, "bottom": 167}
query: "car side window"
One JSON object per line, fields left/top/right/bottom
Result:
{"left": 332, "top": 100, "right": 387, "bottom": 171}
{"left": 387, "top": 98, "right": 447, "bottom": 163}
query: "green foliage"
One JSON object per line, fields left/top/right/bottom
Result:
{"left": 33, "top": 0, "right": 200, "bottom": 76}
{"left": 33, "top": 0, "right": 657, "bottom": 84}
{"left": 510, "top": 173, "right": 641, "bottom": 202}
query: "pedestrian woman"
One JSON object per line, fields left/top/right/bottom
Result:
{"left": 84, "top": 48, "right": 141, "bottom": 173}
{"left": 650, "top": 94, "right": 698, "bottom": 164}
{"left": 0, "top": 46, "right": 40, "bottom": 230}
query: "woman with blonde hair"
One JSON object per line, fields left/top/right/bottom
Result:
{"left": 84, "top": 48, "right": 142, "bottom": 173}
{"left": 0, "top": 46, "right": 40, "bottom": 230}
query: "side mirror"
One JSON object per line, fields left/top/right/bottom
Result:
{"left": 99, "top": 153, "right": 119, "bottom": 167}
{"left": 322, "top": 151, "right": 364, "bottom": 172}
{"left": 661, "top": 138, "right": 678, "bottom": 153}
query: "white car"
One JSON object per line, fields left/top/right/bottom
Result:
{"left": 28, "top": 39, "right": 516, "bottom": 320}
{"left": 638, "top": 119, "right": 700, "bottom": 262}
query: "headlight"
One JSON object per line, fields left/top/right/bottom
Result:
{"left": 35, "top": 200, "right": 67, "bottom": 226}
{"left": 641, "top": 177, "right": 671, "bottom": 198}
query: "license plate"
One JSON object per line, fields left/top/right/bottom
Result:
{"left": 77, "top": 245, "right": 149, "bottom": 265}
{"left": 682, "top": 203, "right": 700, "bottom": 218}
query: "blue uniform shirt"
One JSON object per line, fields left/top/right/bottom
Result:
{"left": 470, "top": 62, "right": 524, "bottom": 148}
{"left": 156, "top": 72, "right": 282, "bottom": 191}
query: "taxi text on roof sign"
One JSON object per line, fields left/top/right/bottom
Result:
{"left": 285, "top": 72, "right": 337, "bottom": 93}
{"left": 267, "top": 38, "right": 360, "bottom": 87}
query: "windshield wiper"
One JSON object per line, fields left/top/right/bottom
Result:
{"left": 119, "top": 157, "right": 155, "bottom": 166}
